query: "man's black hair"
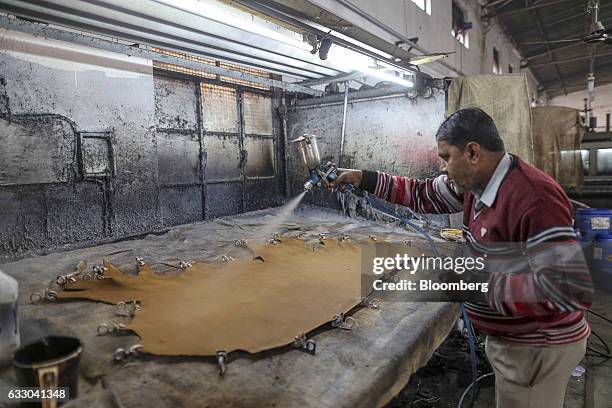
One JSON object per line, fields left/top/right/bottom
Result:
{"left": 435, "top": 107, "right": 505, "bottom": 152}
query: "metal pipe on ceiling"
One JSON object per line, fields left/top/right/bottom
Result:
{"left": 289, "top": 85, "right": 412, "bottom": 109}
{"left": 298, "top": 71, "right": 364, "bottom": 86}
{"left": 289, "top": 93, "right": 408, "bottom": 110}
{"left": 339, "top": 80, "right": 349, "bottom": 167}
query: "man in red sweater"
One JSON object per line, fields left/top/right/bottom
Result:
{"left": 332, "top": 107, "right": 593, "bottom": 408}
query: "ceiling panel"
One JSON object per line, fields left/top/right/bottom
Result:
{"left": 488, "top": 0, "right": 612, "bottom": 97}
{"left": 0, "top": 0, "right": 346, "bottom": 80}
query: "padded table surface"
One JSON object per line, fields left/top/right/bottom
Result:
{"left": 0, "top": 204, "right": 458, "bottom": 408}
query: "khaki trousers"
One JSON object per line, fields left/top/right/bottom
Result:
{"left": 485, "top": 335, "right": 587, "bottom": 408}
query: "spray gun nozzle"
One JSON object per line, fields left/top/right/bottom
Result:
{"left": 304, "top": 180, "right": 315, "bottom": 192}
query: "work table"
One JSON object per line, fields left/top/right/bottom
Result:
{"left": 0, "top": 204, "right": 458, "bottom": 408}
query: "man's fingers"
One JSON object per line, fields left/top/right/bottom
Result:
{"left": 330, "top": 173, "right": 346, "bottom": 187}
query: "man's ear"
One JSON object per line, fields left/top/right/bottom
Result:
{"left": 464, "top": 142, "right": 481, "bottom": 163}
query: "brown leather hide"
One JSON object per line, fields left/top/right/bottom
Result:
{"left": 58, "top": 238, "right": 363, "bottom": 356}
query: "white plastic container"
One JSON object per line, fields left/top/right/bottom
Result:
{"left": 0, "top": 269, "right": 19, "bottom": 366}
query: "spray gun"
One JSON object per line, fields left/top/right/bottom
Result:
{"left": 292, "top": 134, "right": 361, "bottom": 194}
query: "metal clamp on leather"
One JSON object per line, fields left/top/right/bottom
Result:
{"left": 97, "top": 323, "right": 129, "bottom": 336}
{"left": 113, "top": 344, "right": 143, "bottom": 362}
{"left": 360, "top": 297, "right": 380, "bottom": 309}
{"left": 216, "top": 350, "right": 228, "bottom": 376}
{"left": 115, "top": 301, "right": 141, "bottom": 317}
{"left": 292, "top": 334, "right": 316, "bottom": 354}
{"left": 331, "top": 313, "right": 355, "bottom": 330}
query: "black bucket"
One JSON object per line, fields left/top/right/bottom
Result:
{"left": 11, "top": 336, "right": 82, "bottom": 407}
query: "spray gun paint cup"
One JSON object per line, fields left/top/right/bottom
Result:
{"left": 12, "top": 336, "right": 82, "bottom": 407}
{"left": 292, "top": 135, "right": 322, "bottom": 191}
{"left": 292, "top": 134, "right": 321, "bottom": 173}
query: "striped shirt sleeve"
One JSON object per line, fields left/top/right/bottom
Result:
{"left": 361, "top": 170, "right": 463, "bottom": 214}
{"left": 486, "top": 203, "right": 594, "bottom": 317}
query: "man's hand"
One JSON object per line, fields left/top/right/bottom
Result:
{"left": 329, "top": 169, "right": 363, "bottom": 189}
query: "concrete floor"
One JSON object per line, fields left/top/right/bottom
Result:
{"left": 583, "top": 284, "right": 612, "bottom": 408}
{"left": 387, "top": 286, "right": 612, "bottom": 408}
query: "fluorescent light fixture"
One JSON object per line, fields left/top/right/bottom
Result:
{"left": 157, "top": 0, "right": 311, "bottom": 51}
{"left": 157, "top": 0, "right": 413, "bottom": 87}
{"left": 328, "top": 45, "right": 414, "bottom": 87}
{"left": 361, "top": 67, "right": 415, "bottom": 87}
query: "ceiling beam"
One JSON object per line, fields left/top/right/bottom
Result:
{"left": 298, "top": 71, "right": 363, "bottom": 86}
{"left": 523, "top": 41, "right": 583, "bottom": 61}
{"left": 484, "top": 0, "right": 518, "bottom": 9}
{"left": 536, "top": 3, "right": 612, "bottom": 33}
{"left": 492, "top": 0, "right": 573, "bottom": 18}
{"left": 525, "top": 51, "right": 612, "bottom": 68}
{"left": 522, "top": 2, "right": 612, "bottom": 58}
{"left": 531, "top": 2, "right": 567, "bottom": 95}
{"left": 485, "top": 0, "right": 511, "bottom": 7}
{"left": 544, "top": 79, "right": 612, "bottom": 94}
{"left": 542, "top": 67, "right": 612, "bottom": 91}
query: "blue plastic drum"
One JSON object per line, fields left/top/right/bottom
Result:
{"left": 575, "top": 208, "right": 612, "bottom": 242}
{"left": 593, "top": 232, "right": 612, "bottom": 277}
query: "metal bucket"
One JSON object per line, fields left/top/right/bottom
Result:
{"left": 0, "top": 269, "right": 19, "bottom": 366}
{"left": 12, "top": 336, "right": 82, "bottom": 408}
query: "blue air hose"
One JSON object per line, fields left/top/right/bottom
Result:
{"left": 461, "top": 304, "right": 479, "bottom": 408}
{"left": 361, "top": 192, "right": 480, "bottom": 408}
{"left": 362, "top": 193, "right": 441, "bottom": 257}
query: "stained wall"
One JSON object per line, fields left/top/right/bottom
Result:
{"left": 0, "top": 29, "right": 285, "bottom": 260}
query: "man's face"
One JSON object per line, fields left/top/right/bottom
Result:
{"left": 437, "top": 141, "right": 480, "bottom": 193}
